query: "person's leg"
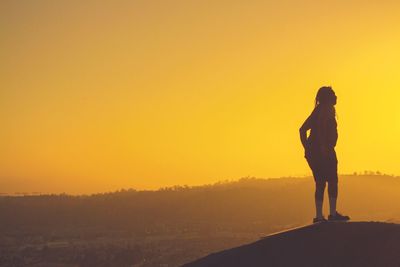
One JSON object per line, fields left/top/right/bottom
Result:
{"left": 327, "top": 151, "right": 339, "bottom": 216}
{"left": 328, "top": 178, "right": 338, "bottom": 216}
{"left": 306, "top": 153, "right": 326, "bottom": 220}
{"left": 328, "top": 176, "right": 349, "bottom": 220}
{"left": 326, "top": 152, "right": 350, "bottom": 221}
{"left": 315, "top": 180, "right": 326, "bottom": 218}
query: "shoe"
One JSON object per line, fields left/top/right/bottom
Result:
{"left": 313, "top": 217, "right": 328, "bottom": 223}
{"left": 328, "top": 211, "right": 350, "bottom": 222}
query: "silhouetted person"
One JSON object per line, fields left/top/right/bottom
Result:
{"left": 300, "top": 86, "right": 350, "bottom": 223}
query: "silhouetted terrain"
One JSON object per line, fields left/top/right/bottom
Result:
{"left": 1, "top": 174, "right": 400, "bottom": 266}
{"left": 184, "top": 222, "right": 400, "bottom": 267}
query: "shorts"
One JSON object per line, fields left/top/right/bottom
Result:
{"left": 305, "top": 148, "right": 338, "bottom": 182}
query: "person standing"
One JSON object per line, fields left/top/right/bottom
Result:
{"left": 299, "top": 86, "right": 350, "bottom": 223}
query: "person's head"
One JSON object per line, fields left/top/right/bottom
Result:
{"left": 315, "top": 86, "right": 337, "bottom": 107}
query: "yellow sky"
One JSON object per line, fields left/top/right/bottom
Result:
{"left": 1, "top": 0, "right": 400, "bottom": 194}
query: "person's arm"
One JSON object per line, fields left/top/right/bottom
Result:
{"left": 299, "top": 112, "right": 314, "bottom": 150}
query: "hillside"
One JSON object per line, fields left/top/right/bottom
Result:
{"left": 1, "top": 174, "right": 400, "bottom": 266}
{"left": 183, "top": 221, "right": 400, "bottom": 267}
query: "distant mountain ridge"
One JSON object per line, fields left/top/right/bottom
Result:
{"left": 1, "top": 175, "right": 400, "bottom": 232}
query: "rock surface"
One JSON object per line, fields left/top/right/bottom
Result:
{"left": 183, "top": 222, "right": 400, "bottom": 267}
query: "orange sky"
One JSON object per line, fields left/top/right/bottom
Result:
{"left": 1, "top": 0, "right": 400, "bottom": 194}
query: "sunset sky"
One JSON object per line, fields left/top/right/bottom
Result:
{"left": 2, "top": 0, "right": 400, "bottom": 194}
